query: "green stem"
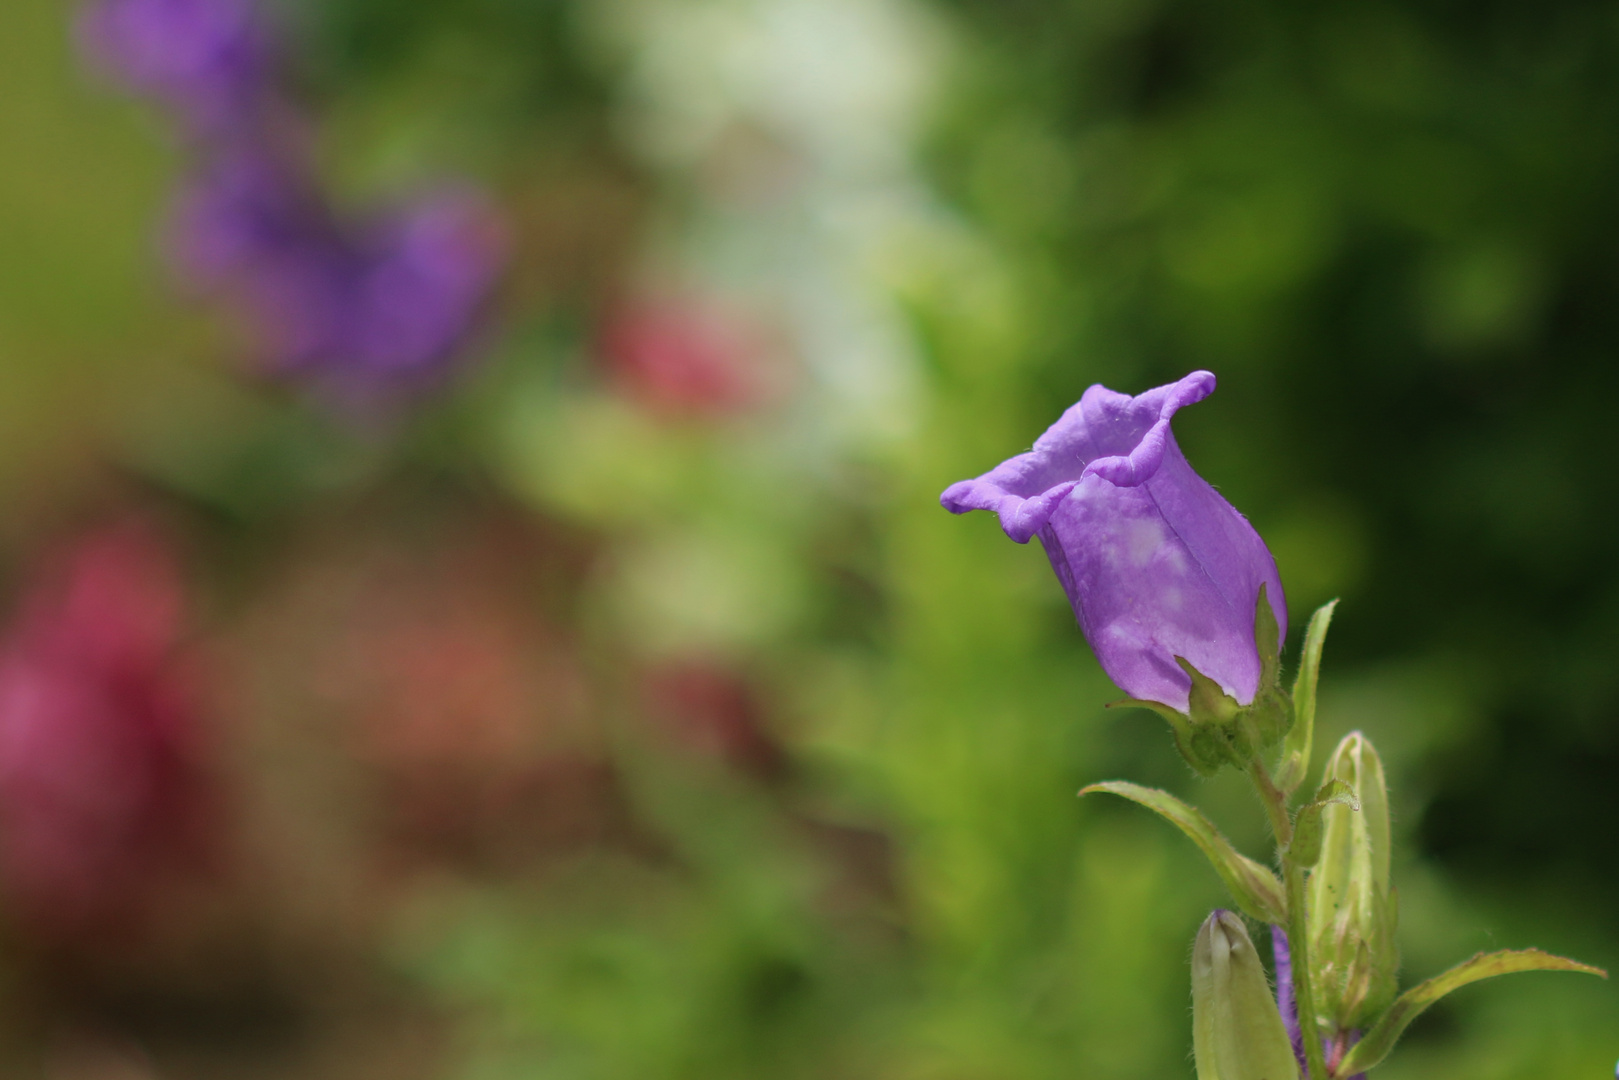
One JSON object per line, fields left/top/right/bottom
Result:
{"left": 1249, "top": 758, "right": 1330, "bottom": 1080}
{"left": 1248, "top": 757, "right": 1292, "bottom": 847}
{"left": 1283, "top": 847, "right": 1330, "bottom": 1080}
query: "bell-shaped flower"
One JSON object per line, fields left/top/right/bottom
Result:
{"left": 1193, "top": 910, "right": 1300, "bottom": 1080}
{"left": 941, "top": 371, "right": 1285, "bottom": 714}
{"left": 1307, "top": 732, "right": 1399, "bottom": 1030}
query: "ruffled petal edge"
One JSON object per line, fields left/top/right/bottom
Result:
{"left": 940, "top": 476, "right": 1079, "bottom": 543}
{"left": 939, "top": 369, "right": 1218, "bottom": 541}
{"left": 1080, "top": 370, "right": 1215, "bottom": 488}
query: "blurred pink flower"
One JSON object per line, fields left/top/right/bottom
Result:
{"left": 0, "top": 520, "right": 218, "bottom": 937}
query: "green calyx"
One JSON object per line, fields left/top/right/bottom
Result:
{"left": 1116, "top": 584, "right": 1295, "bottom": 777}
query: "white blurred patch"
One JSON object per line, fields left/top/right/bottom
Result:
{"left": 580, "top": 0, "right": 951, "bottom": 453}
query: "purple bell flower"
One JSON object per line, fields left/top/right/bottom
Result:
{"left": 78, "top": 0, "right": 269, "bottom": 132}
{"left": 941, "top": 371, "right": 1285, "bottom": 713}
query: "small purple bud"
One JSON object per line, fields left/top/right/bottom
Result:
{"left": 78, "top": 0, "right": 269, "bottom": 131}
{"left": 1272, "top": 925, "right": 1305, "bottom": 1068}
{"left": 941, "top": 371, "right": 1286, "bottom": 713}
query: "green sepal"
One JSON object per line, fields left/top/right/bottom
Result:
{"left": 1335, "top": 948, "right": 1607, "bottom": 1076}
{"left": 1107, "top": 697, "right": 1225, "bottom": 778}
{"left": 1275, "top": 599, "right": 1338, "bottom": 795}
{"left": 1245, "top": 583, "right": 1293, "bottom": 748}
{"left": 1081, "top": 781, "right": 1286, "bottom": 924}
{"left": 1176, "top": 656, "right": 1259, "bottom": 767}
{"left": 1287, "top": 778, "right": 1358, "bottom": 869}
{"left": 1255, "top": 583, "right": 1282, "bottom": 691}
{"left": 1112, "top": 589, "right": 1300, "bottom": 778}
{"left": 1178, "top": 657, "right": 1243, "bottom": 728}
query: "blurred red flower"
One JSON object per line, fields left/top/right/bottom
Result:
{"left": 0, "top": 520, "right": 218, "bottom": 939}
{"left": 599, "top": 294, "right": 779, "bottom": 417}
{"left": 641, "top": 660, "right": 787, "bottom": 781}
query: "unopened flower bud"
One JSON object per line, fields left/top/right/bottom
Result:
{"left": 1307, "top": 732, "right": 1398, "bottom": 1030}
{"left": 1193, "top": 911, "right": 1299, "bottom": 1080}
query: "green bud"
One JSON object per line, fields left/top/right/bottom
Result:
{"left": 1306, "top": 731, "right": 1399, "bottom": 1029}
{"left": 1193, "top": 911, "right": 1300, "bottom": 1080}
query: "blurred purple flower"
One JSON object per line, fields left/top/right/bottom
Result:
{"left": 169, "top": 150, "right": 503, "bottom": 396}
{"left": 347, "top": 193, "right": 503, "bottom": 382}
{"left": 78, "top": 0, "right": 269, "bottom": 132}
{"left": 941, "top": 371, "right": 1285, "bottom": 713}
{"left": 77, "top": 0, "right": 506, "bottom": 401}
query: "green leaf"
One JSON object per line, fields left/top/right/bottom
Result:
{"left": 1275, "top": 599, "right": 1338, "bottom": 794}
{"left": 1335, "top": 948, "right": 1607, "bottom": 1076}
{"left": 1288, "top": 778, "right": 1357, "bottom": 869}
{"left": 1080, "top": 780, "right": 1285, "bottom": 924}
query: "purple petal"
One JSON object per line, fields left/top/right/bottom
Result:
{"left": 942, "top": 371, "right": 1285, "bottom": 712}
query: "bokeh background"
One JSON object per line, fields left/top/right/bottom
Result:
{"left": 0, "top": 0, "right": 1615, "bottom": 1076}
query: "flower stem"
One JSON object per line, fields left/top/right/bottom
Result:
{"left": 1283, "top": 850, "right": 1330, "bottom": 1080}
{"left": 1249, "top": 758, "right": 1331, "bottom": 1080}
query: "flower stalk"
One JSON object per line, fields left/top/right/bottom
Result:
{"left": 1250, "top": 756, "right": 1330, "bottom": 1080}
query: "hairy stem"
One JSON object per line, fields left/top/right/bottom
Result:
{"left": 1250, "top": 758, "right": 1330, "bottom": 1080}
{"left": 1283, "top": 851, "right": 1330, "bottom": 1080}
{"left": 1249, "top": 757, "right": 1292, "bottom": 846}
